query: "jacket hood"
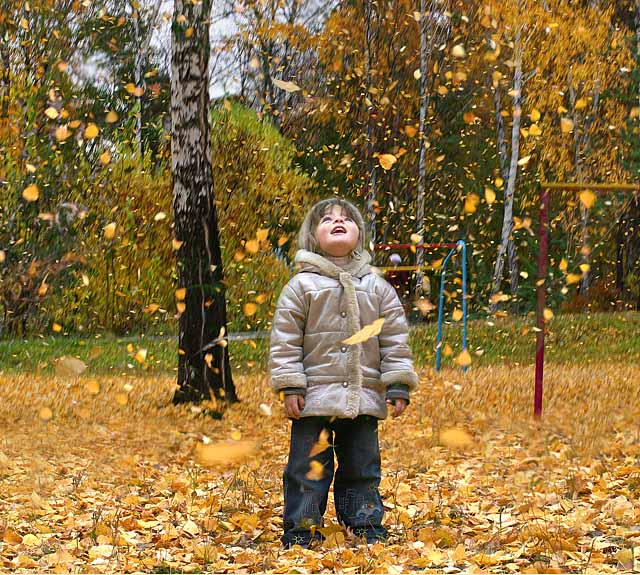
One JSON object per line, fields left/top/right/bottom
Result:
{"left": 294, "top": 249, "right": 372, "bottom": 279}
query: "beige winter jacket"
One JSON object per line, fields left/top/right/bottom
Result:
{"left": 269, "top": 249, "right": 419, "bottom": 419}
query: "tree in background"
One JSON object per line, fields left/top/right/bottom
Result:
{"left": 171, "top": 0, "right": 237, "bottom": 405}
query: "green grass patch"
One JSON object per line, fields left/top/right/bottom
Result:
{"left": 0, "top": 312, "right": 638, "bottom": 377}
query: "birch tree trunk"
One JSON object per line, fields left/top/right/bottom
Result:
{"left": 414, "top": 0, "right": 429, "bottom": 298}
{"left": 171, "top": 0, "right": 237, "bottom": 405}
{"left": 364, "top": 0, "right": 377, "bottom": 258}
{"left": 490, "top": 27, "right": 523, "bottom": 310}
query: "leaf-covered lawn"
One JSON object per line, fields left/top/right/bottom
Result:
{"left": 2, "top": 361, "right": 640, "bottom": 573}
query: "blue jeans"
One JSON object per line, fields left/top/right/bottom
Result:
{"left": 281, "top": 415, "right": 388, "bottom": 547}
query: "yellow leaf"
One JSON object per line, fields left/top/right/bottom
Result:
{"left": 22, "top": 184, "right": 39, "bottom": 202}
{"left": 55, "top": 356, "right": 87, "bottom": 377}
{"left": 103, "top": 222, "right": 116, "bottom": 240}
{"left": 86, "top": 380, "right": 100, "bottom": 395}
{"left": 230, "top": 430, "right": 242, "bottom": 441}
{"left": 52, "top": 322, "right": 62, "bottom": 333}
{"left": 379, "top": 153, "right": 398, "bottom": 171}
{"left": 464, "top": 193, "right": 479, "bottom": 214}
{"left": 309, "top": 429, "right": 331, "bottom": 457}
{"left": 443, "top": 343, "right": 453, "bottom": 356}
{"left": 405, "top": 125, "right": 418, "bottom": 137}
{"left": 134, "top": 348, "right": 147, "bottom": 363}
{"left": 559, "top": 258, "right": 568, "bottom": 271}
{"left": 440, "top": 427, "right": 472, "bottom": 448}
{"left": 413, "top": 69, "right": 422, "bottom": 80}
{"left": 68, "top": 119, "right": 80, "bottom": 128}
{"left": 245, "top": 239, "right": 259, "bottom": 254}
{"left": 99, "top": 150, "right": 111, "bottom": 165}
{"left": 561, "top": 117, "right": 574, "bottom": 133}
{"left": 543, "top": 308, "right": 554, "bottom": 321}
{"left": 39, "top": 407, "right": 53, "bottom": 421}
{"left": 105, "top": 110, "right": 119, "bottom": 123}
{"left": 277, "top": 235, "right": 288, "bottom": 247}
{"left": 259, "top": 403, "right": 272, "bottom": 416}
{"left": 255, "top": 293, "right": 267, "bottom": 304}
{"left": 55, "top": 125, "right": 70, "bottom": 141}
{"left": 452, "top": 309, "right": 463, "bottom": 321}
{"left": 256, "top": 228, "right": 269, "bottom": 242}
{"left": 125, "top": 83, "right": 144, "bottom": 97}
{"left": 414, "top": 297, "right": 436, "bottom": 315}
{"left": 305, "top": 460, "right": 325, "bottom": 481}
{"left": 575, "top": 97, "right": 587, "bottom": 110}
{"left": 517, "top": 154, "right": 531, "bottom": 166}
{"left": 172, "top": 239, "right": 183, "bottom": 251}
{"left": 204, "top": 353, "right": 213, "bottom": 369}
{"left": 528, "top": 123, "right": 542, "bottom": 136}
{"left": 484, "top": 187, "right": 496, "bottom": 204}
{"left": 529, "top": 108, "right": 541, "bottom": 122}
{"left": 454, "top": 349, "right": 472, "bottom": 367}
{"left": 579, "top": 189, "right": 596, "bottom": 209}
{"left": 272, "top": 78, "right": 301, "bottom": 92}
{"left": 342, "top": 318, "right": 385, "bottom": 345}
{"left": 495, "top": 177, "right": 504, "bottom": 188}
{"left": 196, "top": 440, "right": 257, "bottom": 466}
{"left": 22, "top": 534, "right": 41, "bottom": 547}
{"left": 115, "top": 393, "right": 129, "bottom": 406}
{"left": 451, "top": 44, "right": 466, "bottom": 58}
{"left": 143, "top": 303, "right": 160, "bottom": 314}
{"left": 243, "top": 302, "right": 258, "bottom": 316}
{"left": 566, "top": 273, "right": 582, "bottom": 285}
{"left": 84, "top": 123, "right": 99, "bottom": 139}
{"left": 410, "top": 233, "right": 423, "bottom": 245}
{"left": 44, "top": 106, "right": 59, "bottom": 120}
{"left": 490, "top": 292, "right": 510, "bottom": 304}
{"left": 463, "top": 111, "right": 477, "bottom": 124}
{"left": 177, "top": 302, "right": 186, "bottom": 313}
{"left": 154, "top": 211, "right": 167, "bottom": 221}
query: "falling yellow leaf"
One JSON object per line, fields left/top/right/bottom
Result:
{"left": 259, "top": 403, "right": 272, "bottom": 416}
{"left": 443, "top": 343, "right": 453, "bottom": 356}
{"left": 559, "top": 258, "right": 568, "bottom": 271}
{"left": 176, "top": 302, "right": 186, "bottom": 314}
{"left": 172, "top": 239, "right": 183, "bottom": 251}
{"left": 405, "top": 125, "right": 418, "bottom": 137}
{"left": 490, "top": 292, "right": 510, "bottom": 304}
{"left": 440, "top": 427, "right": 472, "bottom": 448}
{"left": 342, "top": 318, "right": 385, "bottom": 345}
{"left": 115, "top": 393, "right": 129, "bottom": 406}
{"left": 561, "top": 117, "right": 574, "bottom": 133}
{"left": 55, "top": 125, "right": 70, "bottom": 141}
{"left": 528, "top": 123, "right": 542, "bottom": 136}
{"left": 529, "top": 108, "right": 541, "bottom": 122}
{"left": 255, "top": 293, "right": 268, "bottom": 304}
{"left": 125, "top": 83, "right": 144, "bottom": 97}
{"left": 22, "top": 184, "right": 39, "bottom": 202}
{"left": 134, "top": 348, "right": 147, "bottom": 364}
{"left": 277, "top": 235, "right": 288, "bottom": 247}
{"left": 175, "top": 288, "right": 186, "bottom": 301}
{"left": 99, "top": 150, "right": 111, "bottom": 165}
{"left": 454, "top": 349, "right": 472, "bottom": 367}
{"left": 272, "top": 78, "right": 301, "bottom": 92}
{"left": 484, "top": 187, "right": 496, "bottom": 204}
{"left": 245, "top": 239, "right": 259, "bottom": 254}
{"left": 451, "top": 44, "right": 467, "bottom": 58}
{"left": 305, "top": 460, "right": 325, "bottom": 481}
{"left": 309, "top": 429, "right": 331, "bottom": 457}
{"left": 413, "top": 69, "right": 422, "bottom": 80}
{"left": 379, "top": 153, "right": 398, "bottom": 171}
{"left": 579, "top": 189, "right": 597, "bottom": 209}
{"left": 84, "top": 123, "right": 99, "bottom": 139}
{"left": 143, "top": 303, "right": 160, "bottom": 314}
{"left": 103, "top": 222, "right": 116, "bottom": 240}
{"left": 44, "top": 106, "right": 59, "bottom": 120}
{"left": 154, "top": 211, "right": 167, "bottom": 221}
{"left": 86, "top": 380, "right": 100, "bottom": 395}
{"left": 495, "top": 177, "right": 504, "bottom": 188}
{"left": 566, "top": 273, "right": 582, "bottom": 285}
{"left": 105, "top": 110, "right": 119, "bottom": 123}
{"left": 543, "top": 308, "right": 554, "bottom": 321}
{"left": 414, "top": 297, "right": 436, "bottom": 315}
{"left": 575, "top": 97, "right": 587, "bottom": 110}
{"left": 230, "top": 430, "right": 242, "bottom": 441}
{"left": 52, "top": 322, "right": 62, "bottom": 333}
{"left": 39, "top": 407, "right": 53, "bottom": 421}
{"left": 452, "top": 309, "right": 463, "bottom": 322}
{"left": 204, "top": 353, "right": 214, "bottom": 369}
{"left": 463, "top": 111, "right": 477, "bottom": 124}
{"left": 256, "top": 228, "right": 269, "bottom": 243}
{"left": 244, "top": 302, "right": 258, "bottom": 316}
{"left": 517, "top": 155, "right": 531, "bottom": 166}
{"left": 464, "top": 193, "right": 480, "bottom": 214}
{"left": 196, "top": 440, "right": 257, "bottom": 466}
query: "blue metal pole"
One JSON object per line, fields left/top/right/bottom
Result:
{"left": 458, "top": 240, "right": 468, "bottom": 373}
{"left": 435, "top": 245, "right": 457, "bottom": 372}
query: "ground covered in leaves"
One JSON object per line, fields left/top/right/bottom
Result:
{"left": 2, "top": 360, "right": 640, "bottom": 573}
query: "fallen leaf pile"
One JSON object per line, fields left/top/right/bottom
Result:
{"left": 1, "top": 360, "right": 640, "bottom": 573}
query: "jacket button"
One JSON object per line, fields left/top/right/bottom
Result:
{"left": 340, "top": 346, "right": 347, "bottom": 353}
{"left": 342, "top": 381, "right": 349, "bottom": 388}
{"left": 340, "top": 311, "right": 347, "bottom": 317}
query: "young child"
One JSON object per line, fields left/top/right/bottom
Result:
{"left": 269, "top": 198, "right": 418, "bottom": 548}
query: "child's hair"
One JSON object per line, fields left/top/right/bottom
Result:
{"left": 297, "top": 198, "right": 367, "bottom": 256}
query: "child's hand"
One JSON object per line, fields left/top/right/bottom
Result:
{"left": 386, "top": 398, "right": 408, "bottom": 418}
{"left": 283, "top": 394, "right": 305, "bottom": 419}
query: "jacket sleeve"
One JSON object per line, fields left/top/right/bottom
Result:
{"left": 269, "top": 281, "right": 307, "bottom": 394}
{"left": 378, "top": 281, "right": 419, "bottom": 391}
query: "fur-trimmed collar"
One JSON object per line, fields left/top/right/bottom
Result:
{"left": 294, "top": 249, "right": 372, "bottom": 279}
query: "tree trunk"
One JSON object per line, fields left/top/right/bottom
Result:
{"left": 490, "top": 28, "right": 523, "bottom": 310}
{"left": 364, "top": 0, "right": 377, "bottom": 259}
{"left": 171, "top": 0, "right": 237, "bottom": 405}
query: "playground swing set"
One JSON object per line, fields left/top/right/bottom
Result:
{"left": 374, "top": 181, "right": 637, "bottom": 420}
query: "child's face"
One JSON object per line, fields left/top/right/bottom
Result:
{"left": 314, "top": 204, "right": 360, "bottom": 257}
